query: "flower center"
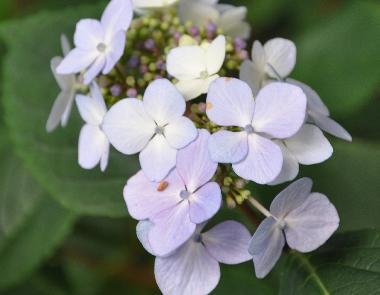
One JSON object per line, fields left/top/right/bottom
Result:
{"left": 155, "top": 126, "right": 165, "bottom": 135}
{"left": 277, "top": 219, "right": 286, "bottom": 229}
{"left": 243, "top": 124, "right": 254, "bottom": 134}
{"left": 97, "top": 42, "right": 107, "bottom": 53}
{"left": 180, "top": 190, "right": 190, "bottom": 200}
{"left": 200, "top": 70, "right": 209, "bottom": 79}
{"left": 193, "top": 234, "right": 203, "bottom": 243}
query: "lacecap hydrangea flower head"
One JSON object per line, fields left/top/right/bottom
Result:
{"left": 46, "top": 0, "right": 352, "bottom": 294}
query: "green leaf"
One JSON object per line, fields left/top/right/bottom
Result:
{"left": 293, "top": 2, "right": 380, "bottom": 118}
{"left": 280, "top": 229, "right": 380, "bottom": 295}
{"left": 0, "top": 3, "right": 139, "bottom": 217}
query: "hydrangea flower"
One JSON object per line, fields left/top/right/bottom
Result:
{"left": 270, "top": 124, "right": 333, "bottom": 185}
{"left": 56, "top": 0, "right": 133, "bottom": 84}
{"left": 137, "top": 220, "right": 252, "bottom": 295}
{"left": 167, "top": 35, "right": 226, "bottom": 101}
{"left": 240, "top": 38, "right": 351, "bottom": 141}
{"left": 123, "top": 130, "right": 222, "bottom": 256}
{"left": 179, "top": 0, "right": 251, "bottom": 39}
{"left": 207, "top": 78, "right": 307, "bottom": 184}
{"left": 46, "top": 35, "right": 78, "bottom": 132}
{"left": 76, "top": 83, "right": 109, "bottom": 171}
{"left": 249, "top": 178, "right": 339, "bottom": 278}
{"left": 103, "top": 79, "right": 198, "bottom": 181}
{"left": 133, "top": 0, "right": 179, "bottom": 10}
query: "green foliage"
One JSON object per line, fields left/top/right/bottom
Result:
{"left": 0, "top": 3, "right": 139, "bottom": 217}
{"left": 279, "top": 229, "right": 380, "bottom": 294}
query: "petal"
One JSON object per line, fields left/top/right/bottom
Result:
{"left": 176, "top": 129, "right": 217, "bottom": 192}
{"left": 217, "top": 6, "right": 251, "bottom": 39}
{"left": 78, "top": 124, "right": 108, "bottom": 170}
{"left": 90, "top": 82, "right": 107, "bottom": 115}
{"left": 248, "top": 217, "right": 285, "bottom": 279}
{"left": 310, "top": 113, "right": 352, "bottom": 142}
{"left": 60, "top": 94, "right": 75, "bottom": 127}
{"left": 46, "top": 90, "right": 74, "bottom": 133}
{"left": 239, "top": 60, "right": 264, "bottom": 97}
{"left": 143, "top": 79, "right": 186, "bottom": 126}
{"left": 175, "top": 75, "right": 218, "bottom": 101}
{"left": 101, "top": 0, "right": 133, "bottom": 39}
{"left": 206, "top": 35, "right": 226, "bottom": 75}
{"left": 136, "top": 220, "right": 156, "bottom": 255}
{"left": 269, "top": 177, "right": 313, "bottom": 219}
{"left": 206, "top": 77, "right": 255, "bottom": 127}
{"left": 189, "top": 182, "right": 222, "bottom": 224}
{"left": 269, "top": 141, "right": 299, "bottom": 185}
{"left": 233, "top": 134, "right": 283, "bottom": 184}
{"left": 75, "top": 94, "right": 104, "bottom": 125}
{"left": 167, "top": 46, "right": 207, "bottom": 80}
{"left": 123, "top": 170, "right": 184, "bottom": 220}
{"left": 60, "top": 34, "right": 72, "bottom": 56}
{"left": 208, "top": 130, "right": 248, "bottom": 164}
{"left": 178, "top": 0, "right": 219, "bottom": 28}
{"left": 149, "top": 201, "right": 196, "bottom": 256}
{"left": 264, "top": 38, "right": 296, "bottom": 79}
{"left": 285, "top": 124, "right": 333, "bottom": 165}
{"left": 164, "top": 116, "right": 198, "bottom": 149}
{"left": 102, "top": 98, "right": 156, "bottom": 154}
{"left": 83, "top": 56, "right": 106, "bottom": 85}
{"left": 252, "top": 82, "right": 307, "bottom": 139}
{"left": 100, "top": 140, "right": 109, "bottom": 172}
{"left": 74, "top": 19, "right": 104, "bottom": 50}
{"left": 56, "top": 48, "right": 97, "bottom": 74}
{"left": 284, "top": 192, "right": 340, "bottom": 253}
{"left": 103, "top": 30, "right": 126, "bottom": 74}
{"left": 203, "top": 220, "right": 252, "bottom": 264}
{"left": 155, "top": 240, "right": 220, "bottom": 295}
{"left": 139, "top": 135, "right": 177, "bottom": 181}
{"left": 51, "top": 57, "right": 75, "bottom": 90}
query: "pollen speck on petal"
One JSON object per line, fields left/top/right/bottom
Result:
{"left": 157, "top": 181, "right": 169, "bottom": 192}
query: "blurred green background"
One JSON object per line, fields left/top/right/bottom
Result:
{"left": 0, "top": 0, "right": 379, "bottom": 294}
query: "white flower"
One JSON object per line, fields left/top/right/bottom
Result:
{"left": 179, "top": 0, "right": 251, "bottom": 39}
{"left": 240, "top": 38, "right": 352, "bottom": 141}
{"left": 167, "top": 35, "right": 226, "bottom": 101}
{"left": 102, "top": 79, "right": 198, "bottom": 181}
{"left": 46, "top": 35, "right": 78, "bottom": 133}
{"left": 56, "top": 0, "right": 133, "bottom": 85}
{"left": 76, "top": 83, "right": 109, "bottom": 172}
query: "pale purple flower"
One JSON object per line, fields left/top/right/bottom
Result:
{"left": 249, "top": 178, "right": 339, "bottom": 278}
{"left": 123, "top": 130, "right": 222, "bottom": 256}
{"left": 56, "top": 0, "right": 133, "bottom": 84}
{"left": 206, "top": 78, "right": 307, "bottom": 184}
{"left": 76, "top": 83, "right": 109, "bottom": 172}
{"left": 137, "top": 220, "right": 252, "bottom": 295}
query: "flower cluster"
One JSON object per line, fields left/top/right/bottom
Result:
{"left": 46, "top": 0, "right": 351, "bottom": 294}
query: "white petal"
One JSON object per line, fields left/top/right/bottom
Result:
{"left": 143, "top": 79, "right": 186, "bottom": 126}
{"left": 164, "top": 116, "right": 198, "bottom": 149}
{"left": 60, "top": 34, "right": 72, "bottom": 56}
{"left": 103, "top": 30, "right": 126, "bottom": 74}
{"left": 178, "top": 0, "right": 219, "bottom": 28}
{"left": 176, "top": 129, "right": 217, "bottom": 192}
{"left": 74, "top": 19, "right": 104, "bottom": 50}
{"left": 269, "top": 177, "right": 313, "bottom": 219}
{"left": 101, "top": 0, "right": 133, "bottom": 40}
{"left": 217, "top": 6, "right": 250, "bottom": 39}
{"left": 285, "top": 124, "right": 333, "bottom": 165}
{"left": 239, "top": 60, "right": 264, "bottom": 97}
{"left": 123, "top": 170, "right": 184, "bottom": 220}
{"left": 284, "top": 192, "right": 340, "bottom": 253}
{"left": 206, "top": 77, "right": 255, "bottom": 127}
{"left": 83, "top": 56, "right": 106, "bottom": 85}
{"left": 139, "top": 135, "right": 177, "bottom": 181}
{"left": 78, "top": 124, "right": 108, "bottom": 170}
{"left": 136, "top": 220, "right": 156, "bottom": 255}
{"left": 60, "top": 92, "right": 75, "bottom": 127}
{"left": 56, "top": 48, "right": 97, "bottom": 74}
{"left": 208, "top": 130, "right": 248, "bottom": 164}
{"left": 233, "top": 134, "right": 283, "bottom": 184}
{"left": 264, "top": 38, "right": 296, "bottom": 79}
{"left": 46, "top": 90, "right": 74, "bottom": 133}
{"left": 175, "top": 75, "right": 218, "bottom": 101}
{"left": 75, "top": 94, "right": 105, "bottom": 125}
{"left": 149, "top": 201, "right": 195, "bottom": 256}
{"left": 249, "top": 217, "right": 285, "bottom": 279}
{"left": 100, "top": 141, "right": 109, "bottom": 172}
{"left": 203, "top": 221, "right": 252, "bottom": 264}
{"left": 90, "top": 82, "right": 107, "bottom": 115}
{"left": 252, "top": 82, "right": 307, "bottom": 139}
{"left": 167, "top": 46, "right": 207, "bottom": 80}
{"left": 269, "top": 141, "right": 299, "bottom": 185}
{"left": 206, "top": 35, "right": 226, "bottom": 75}
{"left": 51, "top": 57, "right": 75, "bottom": 90}
{"left": 155, "top": 240, "right": 220, "bottom": 295}
{"left": 310, "top": 113, "right": 352, "bottom": 142}
{"left": 103, "top": 98, "right": 156, "bottom": 154}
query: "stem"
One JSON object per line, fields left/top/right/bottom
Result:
{"left": 248, "top": 196, "right": 272, "bottom": 218}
